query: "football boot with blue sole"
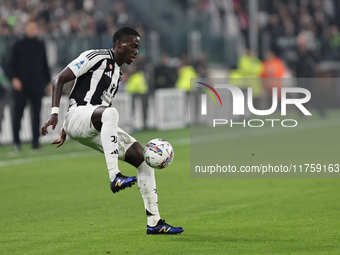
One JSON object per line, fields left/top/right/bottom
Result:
{"left": 110, "top": 173, "right": 137, "bottom": 193}
{"left": 147, "top": 219, "right": 183, "bottom": 234}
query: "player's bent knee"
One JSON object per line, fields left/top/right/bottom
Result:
{"left": 125, "top": 142, "right": 144, "bottom": 168}
{"left": 101, "top": 107, "right": 119, "bottom": 124}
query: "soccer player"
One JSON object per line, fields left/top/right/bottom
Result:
{"left": 41, "top": 27, "right": 183, "bottom": 235}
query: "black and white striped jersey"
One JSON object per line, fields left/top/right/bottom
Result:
{"left": 67, "top": 49, "right": 122, "bottom": 107}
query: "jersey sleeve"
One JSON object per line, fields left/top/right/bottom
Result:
{"left": 67, "top": 50, "right": 101, "bottom": 78}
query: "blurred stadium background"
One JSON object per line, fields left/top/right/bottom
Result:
{"left": 1, "top": 0, "right": 340, "bottom": 144}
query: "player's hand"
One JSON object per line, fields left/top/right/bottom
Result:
{"left": 51, "top": 127, "right": 66, "bottom": 148}
{"left": 41, "top": 114, "right": 58, "bottom": 136}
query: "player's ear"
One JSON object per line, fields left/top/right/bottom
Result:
{"left": 116, "top": 40, "right": 122, "bottom": 49}
{"left": 113, "top": 40, "right": 120, "bottom": 51}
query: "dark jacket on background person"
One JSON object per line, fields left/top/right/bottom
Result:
{"left": 7, "top": 35, "right": 51, "bottom": 150}
{"left": 7, "top": 36, "right": 51, "bottom": 90}
{"left": 294, "top": 50, "right": 319, "bottom": 78}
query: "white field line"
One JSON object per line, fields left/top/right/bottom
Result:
{"left": 1, "top": 118, "right": 339, "bottom": 168}
{"left": 0, "top": 151, "right": 99, "bottom": 168}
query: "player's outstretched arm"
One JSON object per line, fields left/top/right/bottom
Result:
{"left": 41, "top": 67, "right": 76, "bottom": 136}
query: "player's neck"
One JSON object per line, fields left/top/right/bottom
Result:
{"left": 115, "top": 59, "right": 123, "bottom": 67}
{"left": 115, "top": 55, "right": 123, "bottom": 67}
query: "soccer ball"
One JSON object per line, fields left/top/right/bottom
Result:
{"left": 143, "top": 138, "right": 174, "bottom": 169}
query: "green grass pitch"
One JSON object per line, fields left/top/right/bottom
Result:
{"left": 1, "top": 113, "right": 340, "bottom": 254}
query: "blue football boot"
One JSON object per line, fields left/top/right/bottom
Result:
{"left": 110, "top": 173, "right": 137, "bottom": 193}
{"left": 147, "top": 219, "right": 183, "bottom": 234}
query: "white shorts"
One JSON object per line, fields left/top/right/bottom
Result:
{"left": 63, "top": 105, "right": 136, "bottom": 160}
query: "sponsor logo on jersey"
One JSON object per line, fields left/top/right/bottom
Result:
{"left": 100, "top": 90, "right": 112, "bottom": 105}
{"left": 75, "top": 60, "right": 85, "bottom": 69}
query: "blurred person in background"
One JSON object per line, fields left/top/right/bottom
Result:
{"left": 229, "top": 48, "right": 264, "bottom": 117}
{"left": 292, "top": 33, "right": 319, "bottom": 78}
{"left": 112, "top": 1, "right": 130, "bottom": 28}
{"left": 194, "top": 54, "right": 208, "bottom": 78}
{"left": 291, "top": 33, "right": 325, "bottom": 117}
{"left": 236, "top": 48, "right": 264, "bottom": 79}
{"left": 266, "top": 14, "right": 284, "bottom": 55}
{"left": 125, "top": 64, "right": 149, "bottom": 130}
{"left": 175, "top": 53, "right": 198, "bottom": 92}
{"left": 154, "top": 53, "right": 177, "bottom": 89}
{"left": 234, "top": 1, "right": 250, "bottom": 47}
{"left": 7, "top": 21, "right": 51, "bottom": 151}
{"left": 327, "top": 25, "right": 340, "bottom": 61}
{"left": 261, "top": 50, "right": 288, "bottom": 107}
{"left": 0, "top": 55, "right": 11, "bottom": 143}
{"left": 236, "top": 48, "right": 264, "bottom": 109}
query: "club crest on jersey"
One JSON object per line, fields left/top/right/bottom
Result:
{"left": 75, "top": 60, "right": 85, "bottom": 69}
{"left": 109, "top": 64, "right": 113, "bottom": 69}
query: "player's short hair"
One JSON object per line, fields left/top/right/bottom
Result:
{"left": 112, "top": 27, "right": 140, "bottom": 45}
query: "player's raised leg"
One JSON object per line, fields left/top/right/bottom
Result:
{"left": 91, "top": 106, "right": 137, "bottom": 193}
{"left": 125, "top": 143, "right": 183, "bottom": 234}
